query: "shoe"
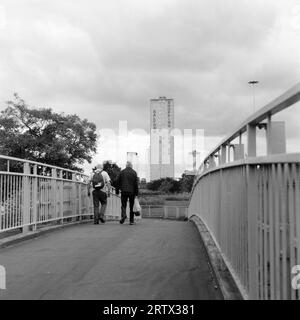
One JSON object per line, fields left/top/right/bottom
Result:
{"left": 99, "top": 218, "right": 105, "bottom": 224}
{"left": 94, "top": 221, "right": 99, "bottom": 225}
{"left": 129, "top": 221, "right": 135, "bottom": 225}
{"left": 120, "top": 217, "right": 127, "bottom": 224}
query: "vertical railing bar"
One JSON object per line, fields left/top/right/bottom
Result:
{"left": 9, "top": 173, "right": 12, "bottom": 229}
{"left": 281, "top": 164, "right": 288, "bottom": 300}
{"left": 32, "top": 165, "right": 37, "bottom": 230}
{"left": 295, "top": 164, "right": 300, "bottom": 300}
{"left": 13, "top": 175, "right": 16, "bottom": 228}
{"left": 275, "top": 164, "right": 282, "bottom": 299}
{"left": 0, "top": 173, "right": 2, "bottom": 231}
{"left": 269, "top": 164, "right": 276, "bottom": 299}
{"left": 259, "top": 168, "right": 264, "bottom": 300}
{"left": 288, "top": 164, "right": 296, "bottom": 300}
{"left": 5, "top": 173, "right": 8, "bottom": 230}
{"left": 17, "top": 175, "right": 20, "bottom": 228}
{"left": 263, "top": 166, "right": 268, "bottom": 299}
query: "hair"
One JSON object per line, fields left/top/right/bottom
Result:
{"left": 95, "top": 163, "right": 103, "bottom": 170}
{"left": 126, "top": 161, "right": 133, "bottom": 168}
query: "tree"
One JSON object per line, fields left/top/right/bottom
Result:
{"left": 102, "top": 161, "right": 121, "bottom": 188}
{"left": 146, "top": 175, "right": 194, "bottom": 194}
{"left": 147, "top": 178, "right": 164, "bottom": 191}
{"left": 180, "top": 174, "right": 195, "bottom": 193}
{"left": 146, "top": 177, "right": 181, "bottom": 194}
{"left": 0, "top": 94, "right": 98, "bottom": 171}
{"left": 158, "top": 179, "right": 174, "bottom": 193}
{"left": 169, "top": 179, "right": 181, "bottom": 193}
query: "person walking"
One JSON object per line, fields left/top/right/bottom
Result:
{"left": 88, "top": 164, "right": 111, "bottom": 224}
{"left": 116, "top": 161, "right": 139, "bottom": 225}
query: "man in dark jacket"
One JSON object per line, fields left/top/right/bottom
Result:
{"left": 116, "top": 161, "right": 139, "bottom": 225}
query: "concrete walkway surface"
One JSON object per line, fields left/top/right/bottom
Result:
{"left": 0, "top": 219, "right": 223, "bottom": 300}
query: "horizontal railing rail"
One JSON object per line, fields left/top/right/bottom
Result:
{"left": 201, "top": 82, "right": 300, "bottom": 168}
{"left": 188, "top": 83, "right": 300, "bottom": 300}
{"left": 141, "top": 205, "right": 188, "bottom": 220}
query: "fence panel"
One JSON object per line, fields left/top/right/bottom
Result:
{"left": 141, "top": 205, "right": 187, "bottom": 220}
{"left": 0, "top": 155, "right": 121, "bottom": 235}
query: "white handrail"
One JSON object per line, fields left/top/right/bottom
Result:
{"left": 188, "top": 83, "right": 300, "bottom": 300}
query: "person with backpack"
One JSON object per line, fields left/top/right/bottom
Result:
{"left": 88, "top": 163, "right": 111, "bottom": 224}
{"left": 115, "top": 161, "right": 139, "bottom": 225}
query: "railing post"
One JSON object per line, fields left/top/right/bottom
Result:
{"left": 163, "top": 206, "right": 167, "bottom": 219}
{"left": 267, "top": 115, "right": 272, "bottom": 155}
{"left": 233, "top": 144, "right": 245, "bottom": 161}
{"left": 247, "top": 124, "right": 257, "bottom": 157}
{"left": 247, "top": 164, "right": 259, "bottom": 299}
{"left": 32, "top": 164, "right": 38, "bottom": 231}
{"left": 22, "top": 162, "right": 31, "bottom": 234}
{"left": 266, "top": 116, "right": 286, "bottom": 155}
{"left": 72, "top": 173, "right": 77, "bottom": 221}
{"left": 51, "top": 168, "right": 57, "bottom": 222}
{"left": 227, "top": 144, "right": 231, "bottom": 162}
{"left": 209, "top": 155, "right": 216, "bottom": 168}
{"left": 59, "top": 170, "right": 64, "bottom": 224}
{"left": 176, "top": 207, "right": 179, "bottom": 220}
{"left": 221, "top": 145, "right": 227, "bottom": 165}
{"left": 78, "top": 177, "right": 82, "bottom": 221}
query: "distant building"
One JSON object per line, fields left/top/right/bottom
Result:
{"left": 150, "top": 97, "right": 175, "bottom": 181}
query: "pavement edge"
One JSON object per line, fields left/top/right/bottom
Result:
{"left": 190, "top": 215, "right": 244, "bottom": 300}
{"left": 0, "top": 219, "right": 93, "bottom": 249}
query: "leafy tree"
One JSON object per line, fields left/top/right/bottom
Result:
{"left": 102, "top": 161, "right": 121, "bottom": 188}
{"left": 159, "top": 178, "right": 181, "bottom": 193}
{"left": 0, "top": 94, "right": 98, "bottom": 171}
{"left": 169, "top": 179, "right": 181, "bottom": 193}
{"left": 180, "top": 174, "right": 195, "bottom": 193}
{"left": 146, "top": 177, "right": 181, "bottom": 194}
{"left": 147, "top": 178, "right": 164, "bottom": 191}
{"left": 146, "top": 174, "right": 194, "bottom": 194}
{"left": 158, "top": 179, "right": 173, "bottom": 193}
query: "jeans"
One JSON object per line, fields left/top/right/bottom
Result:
{"left": 121, "top": 192, "right": 135, "bottom": 223}
{"left": 92, "top": 188, "right": 107, "bottom": 223}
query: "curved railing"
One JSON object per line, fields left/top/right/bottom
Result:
{"left": 0, "top": 155, "right": 121, "bottom": 235}
{"left": 188, "top": 83, "right": 300, "bottom": 300}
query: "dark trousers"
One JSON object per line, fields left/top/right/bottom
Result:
{"left": 92, "top": 189, "right": 107, "bottom": 223}
{"left": 121, "top": 192, "right": 135, "bottom": 223}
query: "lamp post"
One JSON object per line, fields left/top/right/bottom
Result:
{"left": 248, "top": 80, "right": 259, "bottom": 113}
{"left": 189, "top": 150, "right": 200, "bottom": 173}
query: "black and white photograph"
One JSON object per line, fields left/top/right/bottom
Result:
{"left": 0, "top": 0, "right": 300, "bottom": 310}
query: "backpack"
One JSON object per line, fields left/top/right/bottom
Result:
{"left": 92, "top": 171, "right": 105, "bottom": 189}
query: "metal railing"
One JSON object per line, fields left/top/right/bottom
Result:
{"left": 188, "top": 82, "right": 300, "bottom": 300}
{"left": 0, "top": 155, "right": 121, "bottom": 235}
{"left": 141, "top": 205, "right": 188, "bottom": 220}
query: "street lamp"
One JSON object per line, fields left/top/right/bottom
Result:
{"left": 189, "top": 149, "right": 200, "bottom": 173}
{"left": 248, "top": 80, "right": 259, "bottom": 113}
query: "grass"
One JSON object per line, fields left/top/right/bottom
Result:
{"left": 139, "top": 192, "right": 190, "bottom": 206}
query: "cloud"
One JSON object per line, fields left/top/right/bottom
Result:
{"left": 0, "top": 0, "right": 300, "bottom": 175}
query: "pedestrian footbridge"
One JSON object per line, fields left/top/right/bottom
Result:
{"left": 0, "top": 83, "right": 300, "bottom": 300}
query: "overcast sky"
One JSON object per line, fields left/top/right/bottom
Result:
{"left": 0, "top": 0, "right": 300, "bottom": 176}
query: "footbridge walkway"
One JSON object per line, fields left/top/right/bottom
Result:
{"left": 0, "top": 83, "right": 300, "bottom": 300}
